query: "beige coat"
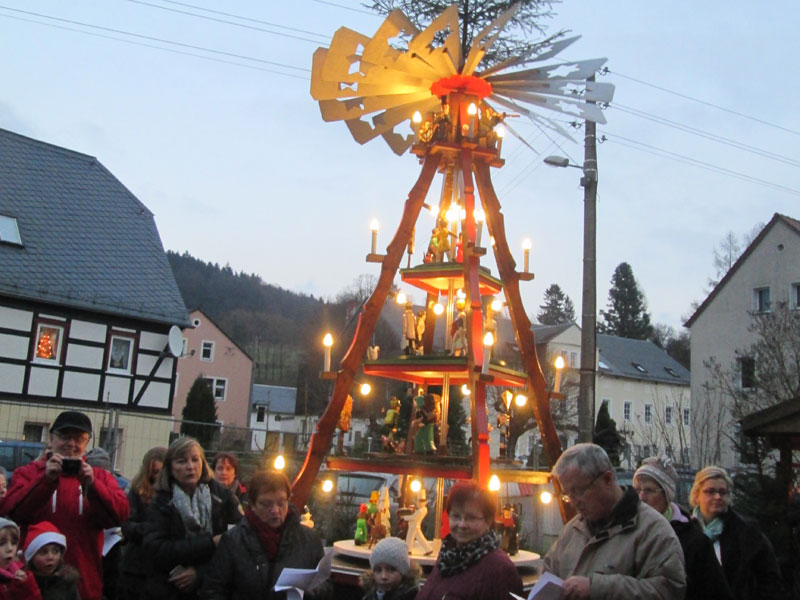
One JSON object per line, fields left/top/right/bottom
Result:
{"left": 544, "top": 494, "right": 686, "bottom": 599}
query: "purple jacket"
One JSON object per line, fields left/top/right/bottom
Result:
{"left": 416, "top": 548, "right": 522, "bottom": 600}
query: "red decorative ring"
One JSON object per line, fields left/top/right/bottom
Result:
{"left": 430, "top": 75, "right": 493, "bottom": 98}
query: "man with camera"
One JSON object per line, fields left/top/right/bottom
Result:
{"left": 0, "top": 410, "right": 129, "bottom": 600}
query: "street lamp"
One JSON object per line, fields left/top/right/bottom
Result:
{"left": 545, "top": 149, "right": 598, "bottom": 444}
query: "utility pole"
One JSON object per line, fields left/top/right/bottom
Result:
{"left": 578, "top": 74, "right": 598, "bottom": 443}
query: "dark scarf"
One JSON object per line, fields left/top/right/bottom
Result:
{"left": 436, "top": 530, "right": 499, "bottom": 577}
{"left": 245, "top": 506, "right": 282, "bottom": 560}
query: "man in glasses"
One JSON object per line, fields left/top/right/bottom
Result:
{"left": 0, "top": 410, "right": 129, "bottom": 600}
{"left": 542, "top": 443, "right": 685, "bottom": 599}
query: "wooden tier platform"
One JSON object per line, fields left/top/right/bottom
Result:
{"left": 325, "top": 454, "right": 551, "bottom": 484}
{"left": 362, "top": 354, "right": 527, "bottom": 387}
{"left": 400, "top": 262, "right": 503, "bottom": 296}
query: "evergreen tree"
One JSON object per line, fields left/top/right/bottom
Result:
{"left": 447, "top": 389, "right": 469, "bottom": 455}
{"left": 367, "top": 1, "right": 562, "bottom": 68}
{"left": 181, "top": 376, "right": 219, "bottom": 449}
{"left": 599, "top": 262, "right": 653, "bottom": 339}
{"left": 537, "top": 283, "right": 576, "bottom": 325}
{"left": 593, "top": 400, "right": 622, "bottom": 467}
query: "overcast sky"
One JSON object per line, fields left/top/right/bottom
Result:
{"left": 1, "top": 1, "right": 797, "bottom": 333}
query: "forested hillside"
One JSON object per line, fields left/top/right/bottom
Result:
{"left": 167, "top": 251, "right": 345, "bottom": 414}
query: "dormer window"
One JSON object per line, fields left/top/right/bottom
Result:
{"left": 0, "top": 215, "right": 22, "bottom": 246}
{"left": 664, "top": 367, "right": 679, "bottom": 377}
{"left": 632, "top": 362, "right": 647, "bottom": 373}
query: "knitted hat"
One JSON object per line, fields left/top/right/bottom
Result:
{"left": 0, "top": 517, "right": 19, "bottom": 540}
{"left": 24, "top": 521, "right": 67, "bottom": 562}
{"left": 635, "top": 455, "right": 678, "bottom": 505}
{"left": 86, "top": 447, "right": 112, "bottom": 471}
{"left": 369, "top": 537, "right": 410, "bottom": 574}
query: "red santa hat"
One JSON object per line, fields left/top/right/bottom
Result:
{"left": 24, "top": 521, "right": 67, "bottom": 562}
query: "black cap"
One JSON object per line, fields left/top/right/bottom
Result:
{"left": 50, "top": 411, "right": 92, "bottom": 434}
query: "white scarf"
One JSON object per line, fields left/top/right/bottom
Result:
{"left": 172, "top": 482, "right": 212, "bottom": 537}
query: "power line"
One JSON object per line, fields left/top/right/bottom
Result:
{"left": 0, "top": 12, "right": 310, "bottom": 79}
{"left": 308, "top": 0, "right": 378, "bottom": 16}
{"left": 604, "top": 131, "right": 800, "bottom": 197}
{"left": 126, "top": 0, "right": 328, "bottom": 44}
{"left": 605, "top": 69, "right": 800, "bottom": 137}
{"left": 612, "top": 103, "right": 800, "bottom": 168}
{"left": 0, "top": 5, "right": 311, "bottom": 72}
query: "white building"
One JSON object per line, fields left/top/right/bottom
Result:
{"left": 685, "top": 213, "right": 800, "bottom": 470}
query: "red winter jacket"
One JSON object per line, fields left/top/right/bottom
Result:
{"left": 0, "top": 458, "right": 129, "bottom": 600}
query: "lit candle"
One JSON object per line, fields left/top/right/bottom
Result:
{"left": 467, "top": 103, "right": 477, "bottom": 138}
{"left": 482, "top": 331, "right": 494, "bottom": 375}
{"left": 554, "top": 355, "right": 565, "bottom": 393}
{"left": 274, "top": 454, "right": 285, "bottom": 470}
{"left": 323, "top": 333, "right": 333, "bottom": 371}
{"left": 411, "top": 110, "right": 422, "bottom": 134}
{"left": 488, "top": 474, "right": 500, "bottom": 492}
{"left": 370, "top": 219, "right": 379, "bottom": 254}
{"left": 496, "top": 125, "right": 505, "bottom": 153}
{"left": 474, "top": 208, "right": 485, "bottom": 246}
{"left": 522, "top": 238, "right": 532, "bottom": 272}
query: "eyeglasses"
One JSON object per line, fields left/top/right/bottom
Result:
{"left": 449, "top": 512, "right": 486, "bottom": 525}
{"left": 54, "top": 431, "right": 90, "bottom": 443}
{"left": 701, "top": 488, "right": 730, "bottom": 497}
{"left": 560, "top": 471, "right": 606, "bottom": 504}
{"left": 634, "top": 486, "right": 663, "bottom": 496}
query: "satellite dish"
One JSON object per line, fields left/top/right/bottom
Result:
{"left": 167, "top": 326, "right": 184, "bottom": 357}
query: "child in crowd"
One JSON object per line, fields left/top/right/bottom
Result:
{"left": 0, "top": 517, "right": 41, "bottom": 599}
{"left": 24, "top": 521, "right": 79, "bottom": 600}
{"left": 360, "top": 537, "right": 419, "bottom": 600}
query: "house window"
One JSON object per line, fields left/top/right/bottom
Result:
{"left": 99, "top": 427, "right": 123, "bottom": 454}
{"left": 664, "top": 367, "right": 679, "bottom": 377}
{"left": 665, "top": 406, "right": 673, "bottom": 425}
{"left": 739, "top": 356, "right": 756, "bottom": 389}
{"left": 570, "top": 352, "right": 578, "bottom": 367}
{"left": 792, "top": 283, "right": 800, "bottom": 309}
{"left": 108, "top": 335, "right": 134, "bottom": 373}
{"left": 623, "top": 402, "right": 631, "bottom": 421}
{"left": 644, "top": 404, "right": 652, "bottom": 424}
{"left": 203, "top": 377, "right": 227, "bottom": 401}
{"left": 22, "top": 422, "right": 46, "bottom": 443}
{"left": 256, "top": 406, "right": 266, "bottom": 422}
{"left": 754, "top": 287, "right": 771, "bottom": 313}
{"left": 34, "top": 323, "right": 64, "bottom": 363}
{"left": 0, "top": 215, "right": 22, "bottom": 245}
{"left": 632, "top": 362, "right": 647, "bottom": 373}
{"left": 683, "top": 408, "right": 690, "bottom": 426}
{"left": 201, "top": 341, "right": 214, "bottom": 361}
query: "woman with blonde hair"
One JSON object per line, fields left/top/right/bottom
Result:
{"left": 119, "top": 446, "right": 166, "bottom": 600}
{"left": 143, "top": 437, "right": 241, "bottom": 599}
{"left": 690, "top": 465, "right": 789, "bottom": 599}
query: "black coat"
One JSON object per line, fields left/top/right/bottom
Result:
{"left": 120, "top": 488, "right": 150, "bottom": 577}
{"left": 143, "top": 480, "right": 242, "bottom": 600}
{"left": 718, "top": 509, "right": 790, "bottom": 600}
{"left": 671, "top": 508, "right": 733, "bottom": 600}
{"left": 199, "top": 507, "right": 328, "bottom": 600}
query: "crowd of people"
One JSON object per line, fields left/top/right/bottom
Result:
{"left": 0, "top": 411, "right": 793, "bottom": 600}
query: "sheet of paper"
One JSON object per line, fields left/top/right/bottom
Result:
{"left": 102, "top": 528, "right": 122, "bottom": 557}
{"left": 525, "top": 572, "right": 564, "bottom": 600}
{"left": 274, "top": 550, "right": 333, "bottom": 594}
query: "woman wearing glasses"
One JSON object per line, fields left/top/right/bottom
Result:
{"left": 690, "top": 466, "right": 789, "bottom": 600}
{"left": 416, "top": 480, "right": 522, "bottom": 600}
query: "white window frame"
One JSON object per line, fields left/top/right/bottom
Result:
{"left": 753, "top": 286, "right": 771, "bottom": 313}
{"left": 33, "top": 322, "right": 64, "bottom": 364}
{"left": 256, "top": 406, "right": 266, "bottom": 422}
{"left": 623, "top": 401, "right": 632, "bottom": 422}
{"left": 665, "top": 406, "right": 673, "bottom": 425}
{"left": 203, "top": 377, "right": 227, "bottom": 402}
{"left": 0, "top": 214, "right": 22, "bottom": 245}
{"left": 644, "top": 404, "right": 652, "bottom": 424}
{"left": 107, "top": 335, "right": 134, "bottom": 374}
{"left": 792, "top": 283, "right": 800, "bottom": 310}
{"left": 201, "top": 340, "right": 215, "bottom": 361}
{"left": 683, "top": 408, "right": 691, "bottom": 427}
